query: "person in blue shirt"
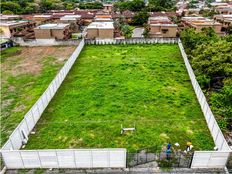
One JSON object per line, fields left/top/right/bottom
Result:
{"left": 167, "top": 142, "right": 171, "bottom": 150}
{"left": 166, "top": 148, "right": 172, "bottom": 160}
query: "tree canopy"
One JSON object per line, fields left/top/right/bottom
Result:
{"left": 114, "top": 0, "right": 145, "bottom": 12}
{"left": 0, "top": 0, "right": 77, "bottom": 14}
{"left": 181, "top": 28, "right": 232, "bottom": 132}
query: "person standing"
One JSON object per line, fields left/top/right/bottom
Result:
{"left": 186, "top": 140, "right": 192, "bottom": 151}
{"left": 166, "top": 148, "right": 172, "bottom": 160}
{"left": 167, "top": 142, "right": 171, "bottom": 150}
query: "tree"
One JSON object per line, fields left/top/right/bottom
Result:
{"left": 192, "top": 40, "right": 232, "bottom": 84}
{"left": 132, "top": 11, "right": 149, "bottom": 25}
{"left": 2, "top": 10, "right": 14, "bottom": 14}
{"left": 1, "top": 1, "right": 21, "bottom": 14}
{"left": 148, "top": 0, "right": 174, "bottom": 11}
{"left": 180, "top": 28, "right": 219, "bottom": 54}
{"left": 79, "top": 2, "right": 103, "bottom": 9}
{"left": 114, "top": 0, "right": 145, "bottom": 12}
{"left": 121, "top": 24, "right": 133, "bottom": 38}
{"left": 143, "top": 24, "right": 150, "bottom": 38}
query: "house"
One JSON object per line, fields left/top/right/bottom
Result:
{"left": 94, "top": 14, "right": 113, "bottom": 22}
{"left": 0, "top": 20, "right": 36, "bottom": 38}
{"left": 103, "top": 4, "right": 113, "bottom": 13}
{"left": 34, "top": 23, "right": 71, "bottom": 40}
{"left": 60, "top": 15, "right": 81, "bottom": 23}
{"left": 216, "top": 6, "right": 232, "bottom": 15}
{"left": 33, "top": 15, "right": 54, "bottom": 24}
{"left": 86, "top": 22, "right": 114, "bottom": 39}
{"left": 148, "top": 16, "right": 178, "bottom": 37}
{"left": 181, "top": 16, "right": 222, "bottom": 34}
{"left": 214, "top": 14, "right": 232, "bottom": 29}
{"left": 60, "top": 15, "right": 82, "bottom": 32}
{"left": 0, "top": 14, "right": 21, "bottom": 21}
{"left": 112, "top": 10, "right": 135, "bottom": 24}
{"left": 75, "top": 10, "right": 97, "bottom": 25}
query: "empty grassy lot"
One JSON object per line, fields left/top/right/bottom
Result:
{"left": 25, "top": 44, "right": 214, "bottom": 151}
{"left": 1, "top": 46, "right": 76, "bottom": 146}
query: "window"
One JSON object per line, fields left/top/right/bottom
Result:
{"left": 161, "top": 29, "right": 169, "bottom": 34}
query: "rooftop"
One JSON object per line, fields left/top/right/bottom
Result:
{"left": 87, "top": 22, "right": 114, "bottom": 29}
{"left": 35, "top": 23, "right": 70, "bottom": 29}
{"left": 33, "top": 15, "right": 52, "bottom": 18}
{"left": 0, "top": 14, "right": 21, "bottom": 21}
{"left": 148, "top": 16, "right": 177, "bottom": 26}
{"left": 0, "top": 20, "right": 33, "bottom": 27}
{"left": 60, "top": 15, "right": 81, "bottom": 21}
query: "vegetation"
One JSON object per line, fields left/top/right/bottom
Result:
{"left": 0, "top": 0, "right": 78, "bottom": 14}
{"left": 148, "top": 0, "right": 175, "bottom": 11}
{"left": 1, "top": 46, "right": 76, "bottom": 146}
{"left": 25, "top": 44, "right": 214, "bottom": 151}
{"left": 79, "top": 2, "right": 103, "bottom": 9}
{"left": 199, "top": 9, "right": 218, "bottom": 18}
{"left": 114, "top": 20, "right": 133, "bottom": 38}
{"left": 181, "top": 28, "right": 232, "bottom": 133}
{"left": 132, "top": 11, "right": 149, "bottom": 25}
{"left": 114, "top": 0, "right": 145, "bottom": 13}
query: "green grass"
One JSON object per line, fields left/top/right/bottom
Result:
{"left": 1, "top": 46, "right": 75, "bottom": 146}
{"left": 25, "top": 44, "right": 214, "bottom": 151}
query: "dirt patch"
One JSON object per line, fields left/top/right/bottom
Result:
{"left": 2, "top": 46, "right": 76, "bottom": 76}
{"left": 12, "top": 104, "right": 26, "bottom": 113}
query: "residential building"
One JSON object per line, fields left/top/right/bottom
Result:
{"left": 0, "top": 14, "right": 21, "bottom": 21}
{"left": 94, "top": 14, "right": 113, "bottom": 22}
{"left": 112, "top": 10, "right": 135, "bottom": 23}
{"left": 148, "top": 16, "right": 178, "bottom": 37}
{"left": 216, "top": 6, "right": 232, "bottom": 15}
{"left": 86, "top": 22, "right": 114, "bottom": 39}
{"left": 103, "top": 4, "right": 113, "bottom": 13}
{"left": 181, "top": 17, "right": 222, "bottom": 34}
{"left": 75, "top": 10, "right": 97, "bottom": 25}
{"left": 33, "top": 15, "right": 54, "bottom": 24}
{"left": 34, "top": 23, "right": 71, "bottom": 40}
{"left": 214, "top": 14, "right": 232, "bottom": 29}
{"left": 0, "top": 20, "right": 36, "bottom": 38}
{"left": 60, "top": 15, "right": 81, "bottom": 23}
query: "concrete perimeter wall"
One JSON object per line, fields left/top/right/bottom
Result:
{"left": 1, "top": 149, "right": 126, "bottom": 169}
{"left": 12, "top": 37, "right": 81, "bottom": 46}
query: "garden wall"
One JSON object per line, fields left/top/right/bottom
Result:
{"left": 12, "top": 37, "right": 81, "bottom": 46}
{"left": 85, "top": 38, "right": 178, "bottom": 45}
{"left": 1, "top": 149, "right": 126, "bottom": 169}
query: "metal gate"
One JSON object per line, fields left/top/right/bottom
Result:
{"left": 127, "top": 146, "right": 193, "bottom": 168}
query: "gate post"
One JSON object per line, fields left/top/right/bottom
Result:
{"left": 189, "top": 152, "right": 194, "bottom": 168}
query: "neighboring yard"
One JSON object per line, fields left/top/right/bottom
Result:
{"left": 25, "top": 44, "right": 214, "bottom": 151}
{"left": 1, "top": 46, "right": 76, "bottom": 146}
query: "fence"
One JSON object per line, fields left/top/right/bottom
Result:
{"left": 1, "top": 149, "right": 126, "bottom": 169}
{"left": 85, "top": 38, "right": 178, "bottom": 45}
{"left": 2, "top": 39, "right": 85, "bottom": 151}
{"left": 178, "top": 40, "right": 231, "bottom": 168}
{"left": 191, "top": 151, "right": 230, "bottom": 168}
{"left": 127, "top": 146, "right": 193, "bottom": 168}
{"left": 12, "top": 37, "right": 81, "bottom": 46}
